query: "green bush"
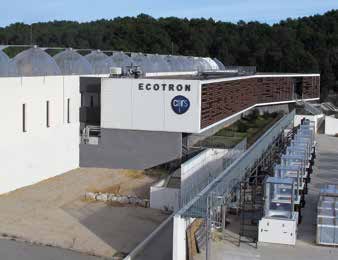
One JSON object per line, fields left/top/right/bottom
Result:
{"left": 237, "top": 120, "right": 249, "bottom": 132}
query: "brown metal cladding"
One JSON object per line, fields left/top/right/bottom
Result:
{"left": 200, "top": 76, "right": 320, "bottom": 129}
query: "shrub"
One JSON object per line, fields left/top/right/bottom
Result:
{"left": 237, "top": 120, "right": 248, "bottom": 132}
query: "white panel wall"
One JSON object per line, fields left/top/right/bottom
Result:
{"left": 180, "top": 148, "right": 229, "bottom": 195}
{"left": 325, "top": 116, "right": 338, "bottom": 136}
{"left": 150, "top": 179, "right": 180, "bottom": 212}
{"left": 0, "top": 76, "right": 80, "bottom": 194}
{"left": 294, "top": 114, "right": 324, "bottom": 132}
{"left": 101, "top": 78, "right": 201, "bottom": 133}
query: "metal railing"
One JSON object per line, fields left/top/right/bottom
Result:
{"left": 177, "top": 110, "right": 295, "bottom": 218}
{"left": 81, "top": 125, "right": 101, "bottom": 145}
{"left": 180, "top": 138, "right": 247, "bottom": 208}
{"left": 223, "top": 66, "right": 256, "bottom": 75}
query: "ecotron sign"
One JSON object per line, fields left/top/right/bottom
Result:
{"left": 171, "top": 95, "right": 190, "bottom": 114}
{"left": 138, "top": 82, "right": 191, "bottom": 92}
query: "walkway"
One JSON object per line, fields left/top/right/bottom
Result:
{"left": 197, "top": 134, "right": 338, "bottom": 260}
{"left": 0, "top": 239, "right": 103, "bottom": 260}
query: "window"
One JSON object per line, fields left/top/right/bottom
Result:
{"left": 46, "top": 101, "right": 50, "bottom": 128}
{"left": 81, "top": 93, "right": 84, "bottom": 107}
{"left": 90, "top": 95, "right": 94, "bottom": 108}
{"left": 67, "top": 98, "right": 70, "bottom": 123}
{"left": 22, "top": 103, "right": 27, "bottom": 132}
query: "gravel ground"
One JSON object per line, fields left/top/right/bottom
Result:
{"left": 0, "top": 168, "right": 168, "bottom": 258}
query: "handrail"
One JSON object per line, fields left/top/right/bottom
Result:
{"left": 178, "top": 110, "right": 295, "bottom": 217}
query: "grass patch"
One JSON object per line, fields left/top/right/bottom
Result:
{"left": 121, "top": 169, "right": 144, "bottom": 179}
{"left": 214, "top": 110, "right": 282, "bottom": 147}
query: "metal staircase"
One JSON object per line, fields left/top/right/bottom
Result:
{"left": 239, "top": 176, "right": 264, "bottom": 248}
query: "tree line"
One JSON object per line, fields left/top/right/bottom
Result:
{"left": 0, "top": 11, "right": 337, "bottom": 100}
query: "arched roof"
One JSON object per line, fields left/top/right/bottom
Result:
{"left": 54, "top": 48, "right": 93, "bottom": 75}
{"left": 0, "top": 50, "right": 18, "bottom": 76}
{"left": 164, "top": 55, "right": 185, "bottom": 72}
{"left": 213, "top": 58, "right": 226, "bottom": 70}
{"left": 147, "top": 54, "right": 171, "bottom": 72}
{"left": 85, "top": 50, "right": 113, "bottom": 74}
{"left": 110, "top": 52, "right": 132, "bottom": 69}
{"left": 131, "top": 53, "right": 154, "bottom": 73}
{"left": 13, "top": 47, "right": 61, "bottom": 77}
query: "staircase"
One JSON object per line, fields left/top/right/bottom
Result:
{"left": 239, "top": 179, "right": 264, "bottom": 247}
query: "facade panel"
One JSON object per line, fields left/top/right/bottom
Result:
{"left": 0, "top": 76, "right": 80, "bottom": 194}
{"left": 200, "top": 76, "right": 319, "bottom": 129}
{"left": 101, "top": 78, "right": 201, "bottom": 133}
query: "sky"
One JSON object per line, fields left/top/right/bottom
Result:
{"left": 0, "top": 0, "right": 337, "bottom": 27}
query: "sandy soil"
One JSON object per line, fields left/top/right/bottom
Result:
{"left": 0, "top": 168, "right": 168, "bottom": 257}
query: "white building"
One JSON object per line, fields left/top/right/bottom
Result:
{"left": 0, "top": 46, "right": 320, "bottom": 194}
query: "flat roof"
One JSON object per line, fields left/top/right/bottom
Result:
{"left": 144, "top": 72, "right": 320, "bottom": 82}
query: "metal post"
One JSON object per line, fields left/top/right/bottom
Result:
{"left": 206, "top": 194, "right": 211, "bottom": 260}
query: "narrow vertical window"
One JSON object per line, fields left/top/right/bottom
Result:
{"left": 90, "top": 95, "right": 94, "bottom": 108}
{"left": 67, "top": 98, "right": 70, "bottom": 123}
{"left": 46, "top": 100, "right": 50, "bottom": 128}
{"left": 81, "top": 93, "right": 84, "bottom": 107}
{"left": 22, "top": 103, "right": 27, "bottom": 132}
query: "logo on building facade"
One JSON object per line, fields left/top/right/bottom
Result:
{"left": 171, "top": 95, "right": 190, "bottom": 115}
{"left": 138, "top": 83, "right": 191, "bottom": 92}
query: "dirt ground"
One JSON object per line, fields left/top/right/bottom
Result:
{"left": 0, "top": 168, "right": 169, "bottom": 257}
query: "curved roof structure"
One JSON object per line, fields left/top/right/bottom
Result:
{"left": 13, "top": 47, "right": 61, "bottom": 77}
{"left": 199, "top": 58, "right": 213, "bottom": 71}
{"left": 131, "top": 53, "right": 154, "bottom": 73}
{"left": 110, "top": 52, "right": 132, "bottom": 69}
{"left": 54, "top": 48, "right": 93, "bottom": 75}
{"left": 147, "top": 54, "right": 171, "bottom": 72}
{"left": 213, "top": 58, "right": 226, "bottom": 70}
{"left": 0, "top": 50, "right": 18, "bottom": 77}
{"left": 204, "top": 57, "right": 219, "bottom": 70}
{"left": 176, "top": 56, "right": 194, "bottom": 71}
{"left": 164, "top": 55, "right": 185, "bottom": 72}
{"left": 85, "top": 50, "right": 113, "bottom": 74}
{"left": 191, "top": 57, "right": 204, "bottom": 71}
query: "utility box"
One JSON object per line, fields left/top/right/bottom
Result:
{"left": 258, "top": 213, "right": 298, "bottom": 245}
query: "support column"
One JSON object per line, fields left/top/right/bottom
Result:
{"left": 173, "top": 215, "right": 187, "bottom": 260}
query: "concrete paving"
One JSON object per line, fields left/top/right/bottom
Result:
{"left": 0, "top": 168, "right": 166, "bottom": 258}
{"left": 134, "top": 219, "right": 173, "bottom": 260}
{"left": 197, "top": 134, "right": 338, "bottom": 260}
{"left": 0, "top": 239, "right": 103, "bottom": 260}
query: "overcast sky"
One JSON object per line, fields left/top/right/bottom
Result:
{"left": 1, "top": 0, "right": 337, "bottom": 27}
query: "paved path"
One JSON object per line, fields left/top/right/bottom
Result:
{"left": 196, "top": 134, "right": 338, "bottom": 260}
{"left": 0, "top": 239, "right": 103, "bottom": 260}
{"left": 134, "top": 219, "right": 173, "bottom": 260}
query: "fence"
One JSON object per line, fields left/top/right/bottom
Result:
{"left": 180, "top": 138, "right": 247, "bottom": 208}
{"left": 173, "top": 111, "right": 295, "bottom": 260}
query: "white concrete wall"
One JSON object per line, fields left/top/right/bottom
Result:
{"left": 173, "top": 215, "right": 192, "bottom": 260}
{"left": 0, "top": 76, "right": 80, "bottom": 194}
{"left": 150, "top": 179, "right": 180, "bottom": 212}
{"left": 101, "top": 78, "right": 201, "bottom": 133}
{"left": 325, "top": 116, "right": 338, "bottom": 136}
{"left": 294, "top": 114, "right": 324, "bottom": 132}
{"left": 180, "top": 148, "right": 228, "bottom": 200}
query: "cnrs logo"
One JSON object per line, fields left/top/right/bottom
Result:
{"left": 171, "top": 95, "right": 190, "bottom": 115}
